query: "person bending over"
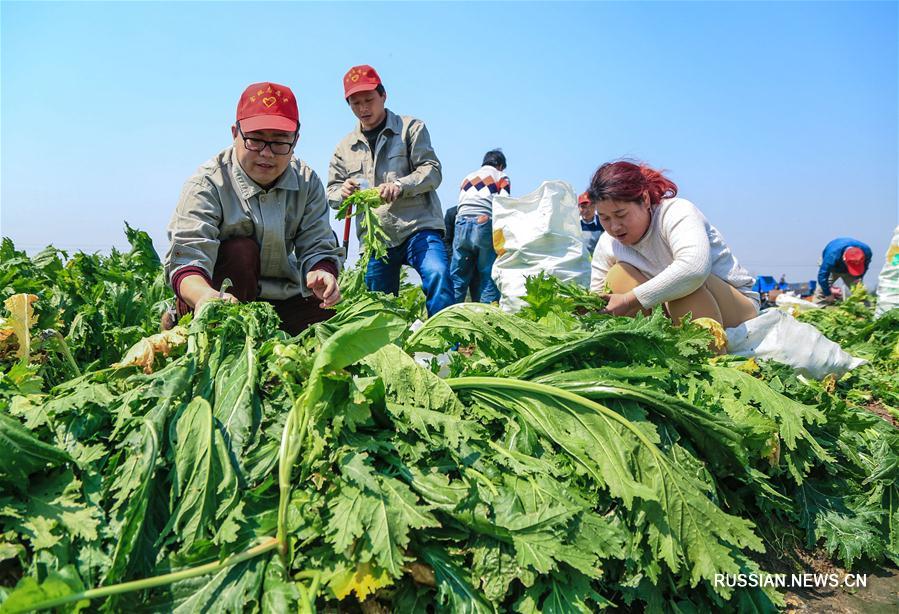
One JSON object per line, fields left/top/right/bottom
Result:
{"left": 588, "top": 160, "right": 758, "bottom": 328}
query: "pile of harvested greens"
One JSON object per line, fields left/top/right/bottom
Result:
{"left": 0, "top": 231, "right": 897, "bottom": 613}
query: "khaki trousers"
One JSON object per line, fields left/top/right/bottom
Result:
{"left": 606, "top": 263, "right": 758, "bottom": 328}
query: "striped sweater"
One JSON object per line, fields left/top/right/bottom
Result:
{"left": 457, "top": 165, "right": 510, "bottom": 218}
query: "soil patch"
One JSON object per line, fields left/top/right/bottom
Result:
{"left": 864, "top": 401, "right": 898, "bottom": 428}
{"left": 783, "top": 566, "right": 899, "bottom": 613}
{"left": 753, "top": 542, "right": 899, "bottom": 613}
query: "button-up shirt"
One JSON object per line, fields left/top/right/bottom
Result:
{"left": 164, "top": 147, "right": 343, "bottom": 300}
{"left": 327, "top": 109, "right": 444, "bottom": 247}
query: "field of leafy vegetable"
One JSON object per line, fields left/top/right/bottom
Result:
{"left": 0, "top": 228, "right": 897, "bottom": 613}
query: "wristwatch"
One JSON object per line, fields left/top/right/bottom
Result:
{"left": 393, "top": 180, "right": 404, "bottom": 194}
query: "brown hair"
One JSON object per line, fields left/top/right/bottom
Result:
{"left": 587, "top": 160, "right": 678, "bottom": 205}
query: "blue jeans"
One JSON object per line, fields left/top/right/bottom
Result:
{"left": 449, "top": 215, "right": 499, "bottom": 303}
{"left": 365, "top": 229, "right": 455, "bottom": 316}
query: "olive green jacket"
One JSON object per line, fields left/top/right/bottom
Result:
{"left": 164, "top": 147, "right": 343, "bottom": 300}
{"left": 327, "top": 109, "right": 444, "bottom": 247}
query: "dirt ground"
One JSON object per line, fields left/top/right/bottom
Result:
{"left": 755, "top": 543, "right": 899, "bottom": 613}
{"left": 780, "top": 398, "right": 899, "bottom": 612}
{"left": 783, "top": 566, "right": 899, "bottom": 613}
{"left": 864, "top": 401, "right": 898, "bottom": 429}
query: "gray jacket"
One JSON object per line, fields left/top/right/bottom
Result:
{"left": 327, "top": 109, "right": 444, "bottom": 247}
{"left": 164, "top": 147, "right": 343, "bottom": 300}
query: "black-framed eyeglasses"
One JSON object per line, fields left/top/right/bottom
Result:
{"left": 236, "top": 123, "right": 298, "bottom": 156}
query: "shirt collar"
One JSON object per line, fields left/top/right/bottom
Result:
{"left": 581, "top": 215, "right": 602, "bottom": 231}
{"left": 229, "top": 147, "right": 299, "bottom": 199}
{"left": 352, "top": 108, "right": 400, "bottom": 144}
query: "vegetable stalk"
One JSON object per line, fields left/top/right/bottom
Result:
{"left": 277, "top": 395, "right": 309, "bottom": 564}
{"left": 42, "top": 329, "right": 81, "bottom": 376}
{"left": 12, "top": 537, "right": 279, "bottom": 613}
{"left": 336, "top": 189, "right": 390, "bottom": 260}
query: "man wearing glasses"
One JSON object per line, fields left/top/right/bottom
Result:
{"left": 327, "top": 65, "right": 453, "bottom": 316}
{"left": 163, "top": 82, "right": 343, "bottom": 334}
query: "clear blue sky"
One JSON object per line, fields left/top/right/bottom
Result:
{"left": 2, "top": 1, "right": 897, "bottom": 286}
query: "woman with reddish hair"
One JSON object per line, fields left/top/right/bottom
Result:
{"left": 587, "top": 160, "right": 758, "bottom": 327}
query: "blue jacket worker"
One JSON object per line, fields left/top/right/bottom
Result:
{"left": 813, "top": 237, "right": 872, "bottom": 304}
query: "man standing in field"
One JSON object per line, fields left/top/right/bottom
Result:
{"left": 578, "top": 191, "right": 604, "bottom": 255}
{"left": 327, "top": 64, "right": 453, "bottom": 316}
{"left": 813, "top": 237, "right": 872, "bottom": 305}
{"left": 444, "top": 204, "right": 481, "bottom": 301}
{"left": 449, "top": 150, "right": 510, "bottom": 303}
{"left": 163, "top": 82, "right": 343, "bottom": 334}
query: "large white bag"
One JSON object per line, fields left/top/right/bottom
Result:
{"left": 491, "top": 180, "right": 591, "bottom": 312}
{"left": 875, "top": 226, "right": 899, "bottom": 317}
{"left": 774, "top": 292, "right": 821, "bottom": 315}
{"left": 725, "top": 309, "right": 866, "bottom": 379}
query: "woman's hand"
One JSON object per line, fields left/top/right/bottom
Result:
{"left": 307, "top": 270, "right": 341, "bottom": 308}
{"left": 598, "top": 291, "right": 642, "bottom": 317}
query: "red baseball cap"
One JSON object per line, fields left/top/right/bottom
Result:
{"left": 843, "top": 246, "right": 866, "bottom": 276}
{"left": 236, "top": 82, "right": 299, "bottom": 133}
{"left": 343, "top": 65, "right": 382, "bottom": 99}
{"left": 578, "top": 192, "right": 591, "bottom": 206}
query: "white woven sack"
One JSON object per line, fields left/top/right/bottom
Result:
{"left": 726, "top": 309, "right": 866, "bottom": 380}
{"left": 875, "top": 226, "right": 899, "bottom": 317}
{"left": 774, "top": 293, "right": 821, "bottom": 316}
{"left": 491, "top": 180, "right": 591, "bottom": 312}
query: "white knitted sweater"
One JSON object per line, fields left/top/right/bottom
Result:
{"left": 590, "top": 198, "right": 759, "bottom": 308}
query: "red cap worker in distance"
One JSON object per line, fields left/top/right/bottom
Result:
{"left": 842, "top": 246, "right": 866, "bottom": 277}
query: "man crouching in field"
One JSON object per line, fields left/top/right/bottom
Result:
{"left": 163, "top": 82, "right": 344, "bottom": 335}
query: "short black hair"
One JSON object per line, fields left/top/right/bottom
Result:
{"left": 482, "top": 149, "right": 506, "bottom": 170}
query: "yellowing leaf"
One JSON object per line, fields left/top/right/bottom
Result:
{"left": 0, "top": 319, "right": 13, "bottom": 355}
{"left": 692, "top": 317, "right": 728, "bottom": 352}
{"left": 735, "top": 357, "right": 760, "bottom": 374}
{"left": 4, "top": 294, "right": 38, "bottom": 359}
{"left": 765, "top": 435, "right": 782, "bottom": 467}
{"left": 114, "top": 326, "right": 188, "bottom": 374}
{"left": 328, "top": 562, "right": 393, "bottom": 601}
{"left": 492, "top": 228, "right": 506, "bottom": 256}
